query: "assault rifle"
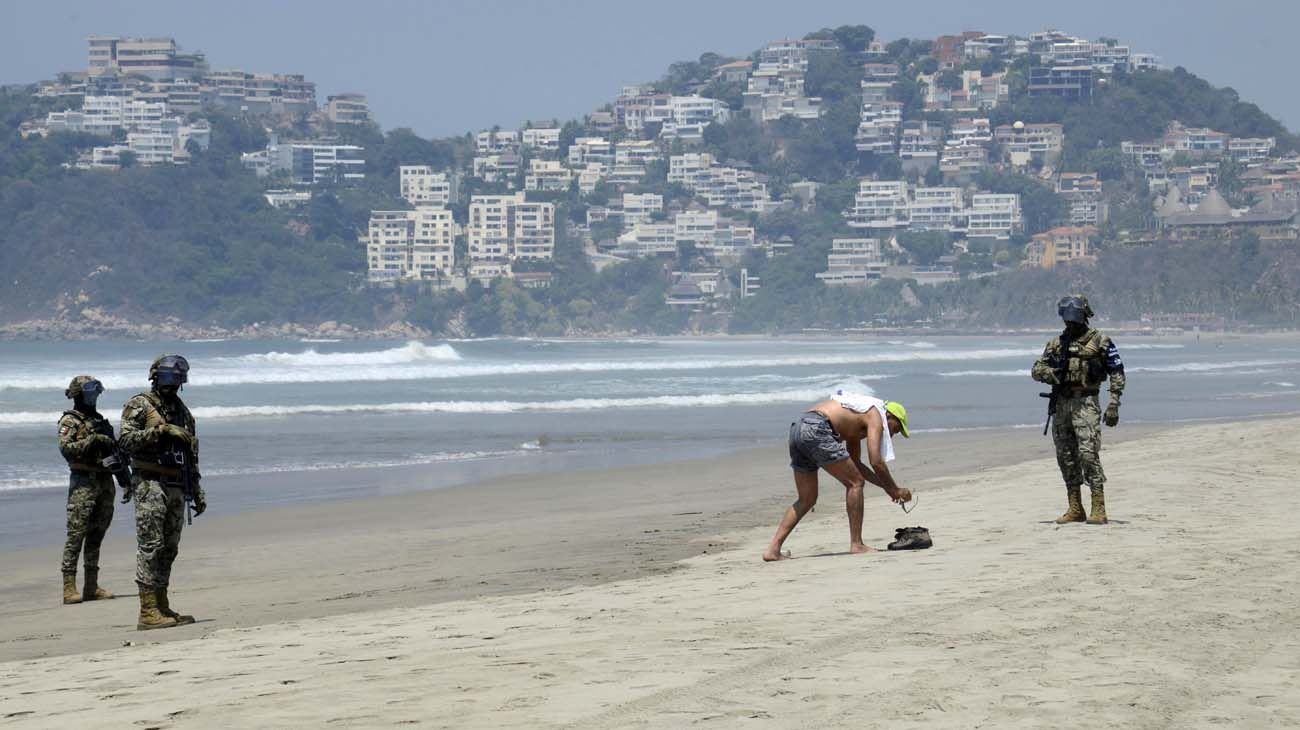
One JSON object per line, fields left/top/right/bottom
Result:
{"left": 100, "top": 447, "right": 134, "bottom": 497}
{"left": 162, "top": 445, "right": 198, "bottom": 525}
{"left": 1039, "top": 331, "right": 1074, "bottom": 435}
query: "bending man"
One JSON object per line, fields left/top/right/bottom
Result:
{"left": 763, "top": 392, "right": 912, "bottom": 561}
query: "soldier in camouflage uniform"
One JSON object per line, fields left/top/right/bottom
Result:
{"left": 119, "top": 355, "right": 206, "bottom": 630}
{"left": 1031, "top": 295, "right": 1126, "bottom": 524}
{"left": 57, "top": 376, "right": 118, "bottom": 604}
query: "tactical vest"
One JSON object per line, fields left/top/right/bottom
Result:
{"left": 1058, "top": 329, "right": 1110, "bottom": 394}
{"left": 127, "top": 391, "right": 193, "bottom": 468}
{"left": 59, "top": 409, "right": 113, "bottom": 472}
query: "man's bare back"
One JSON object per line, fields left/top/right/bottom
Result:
{"left": 807, "top": 399, "right": 879, "bottom": 444}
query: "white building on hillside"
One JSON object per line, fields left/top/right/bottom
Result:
{"left": 817, "top": 238, "right": 887, "bottom": 285}
{"left": 966, "top": 193, "right": 1021, "bottom": 239}
{"left": 848, "top": 180, "right": 910, "bottom": 229}
{"left": 467, "top": 192, "right": 556, "bottom": 282}
{"left": 525, "top": 159, "right": 572, "bottom": 192}
{"left": 400, "top": 165, "right": 460, "bottom": 207}
{"left": 365, "top": 207, "right": 456, "bottom": 283}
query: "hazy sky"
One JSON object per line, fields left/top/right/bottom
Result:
{"left": 4, "top": 1, "right": 1292, "bottom": 139}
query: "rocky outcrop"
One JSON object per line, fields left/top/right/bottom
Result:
{"left": 0, "top": 312, "right": 431, "bottom": 341}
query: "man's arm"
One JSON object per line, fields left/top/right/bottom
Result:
{"left": 861, "top": 411, "right": 909, "bottom": 502}
{"left": 847, "top": 438, "right": 886, "bottom": 489}
{"left": 118, "top": 396, "right": 164, "bottom": 455}
{"left": 1030, "top": 339, "right": 1060, "bottom": 384}
{"left": 58, "top": 415, "right": 108, "bottom": 462}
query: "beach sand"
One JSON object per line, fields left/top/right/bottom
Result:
{"left": 2, "top": 418, "right": 1298, "bottom": 728}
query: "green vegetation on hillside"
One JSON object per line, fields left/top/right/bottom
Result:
{"left": 4, "top": 26, "right": 1300, "bottom": 335}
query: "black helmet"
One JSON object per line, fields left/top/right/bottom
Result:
{"left": 65, "top": 375, "right": 103, "bottom": 400}
{"left": 1057, "top": 294, "right": 1093, "bottom": 324}
{"left": 149, "top": 354, "right": 190, "bottom": 386}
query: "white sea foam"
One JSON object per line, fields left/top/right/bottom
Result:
{"left": 937, "top": 370, "right": 1028, "bottom": 378}
{"left": 220, "top": 341, "right": 462, "bottom": 367}
{"left": 1267, "top": 381, "right": 1297, "bottom": 388}
{"left": 0, "top": 382, "right": 874, "bottom": 427}
{"left": 1123, "top": 343, "right": 1186, "bottom": 350}
{"left": 1130, "top": 359, "right": 1300, "bottom": 373}
{"left": 0, "top": 347, "right": 1036, "bottom": 390}
{"left": 0, "top": 450, "right": 521, "bottom": 492}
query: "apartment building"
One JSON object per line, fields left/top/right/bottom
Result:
{"left": 939, "top": 144, "right": 989, "bottom": 178}
{"left": 472, "top": 153, "right": 522, "bottom": 182}
{"left": 476, "top": 129, "right": 521, "bottom": 155}
{"left": 399, "top": 166, "right": 460, "bottom": 207}
{"left": 365, "top": 208, "right": 456, "bottom": 283}
{"left": 622, "top": 192, "right": 664, "bottom": 227}
{"left": 1027, "top": 65, "right": 1093, "bottom": 100}
{"left": 325, "top": 93, "right": 371, "bottom": 125}
{"left": 995, "top": 122, "right": 1065, "bottom": 166}
{"left": 1057, "top": 172, "right": 1103, "bottom": 226}
{"left": 567, "top": 137, "right": 615, "bottom": 167}
{"left": 525, "top": 159, "right": 573, "bottom": 192}
{"left": 667, "top": 152, "right": 716, "bottom": 186}
{"left": 202, "top": 70, "right": 317, "bottom": 116}
{"left": 614, "top": 140, "right": 662, "bottom": 167}
{"left": 848, "top": 180, "right": 911, "bottom": 229}
{"left": 1024, "top": 225, "right": 1097, "bottom": 269}
{"left": 1228, "top": 137, "right": 1276, "bottom": 166}
{"left": 898, "top": 121, "right": 943, "bottom": 165}
{"left": 1164, "top": 122, "right": 1229, "bottom": 154}
{"left": 87, "top": 36, "right": 207, "bottom": 80}
{"left": 966, "top": 194, "right": 1022, "bottom": 239}
{"left": 241, "top": 138, "right": 365, "bottom": 185}
{"left": 521, "top": 126, "right": 561, "bottom": 153}
{"left": 856, "top": 101, "right": 902, "bottom": 154}
{"left": 615, "top": 223, "right": 678, "bottom": 256}
{"left": 816, "top": 238, "right": 887, "bottom": 285}
{"left": 466, "top": 193, "right": 556, "bottom": 281}
{"left": 909, "top": 187, "right": 965, "bottom": 231}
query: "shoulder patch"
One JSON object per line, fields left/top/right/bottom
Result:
{"left": 1106, "top": 341, "right": 1123, "bottom": 370}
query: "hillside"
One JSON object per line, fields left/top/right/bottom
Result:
{"left": 2, "top": 25, "right": 1299, "bottom": 337}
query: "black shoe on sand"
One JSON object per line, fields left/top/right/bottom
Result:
{"left": 888, "top": 526, "right": 932, "bottom": 551}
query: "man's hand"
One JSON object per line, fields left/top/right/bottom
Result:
{"left": 889, "top": 487, "right": 913, "bottom": 504}
{"left": 1104, "top": 403, "right": 1120, "bottom": 428}
{"left": 159, "top": 424, "right": 194, "bottom": 447}
{"left": 192, "top": 491, "right": 206, "bottom": 517}
{"left": 1038, "top": 369, "right": 1060, "bottom": 385}
{"left": 89, "top": 433, "right": 116, "bottom": 452}
{"left": 120, "top": 485, "right": 135, "bottom": 504}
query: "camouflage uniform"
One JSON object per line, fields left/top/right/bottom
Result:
{"left": 57, "top": 409, "right": 116, "bottom": 576}
{"left": 1032, "top": 317, "right": 1126, "bottom": 522}
{"left": 119, "top": 389, "right": 203, "bottom": 590}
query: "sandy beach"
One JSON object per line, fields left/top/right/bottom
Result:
{"left": 2, "top": 418, "right": 1298, "bottom": 728}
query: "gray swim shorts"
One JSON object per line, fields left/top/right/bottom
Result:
{"left": 789, "top": 411, "right": 850, "bottom": 473}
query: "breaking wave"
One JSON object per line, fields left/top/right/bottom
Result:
{"left": 0, "top": 347, "right": 1035, "bottom": 390}
{"left": 220, "top": 341, "right": 462, "bottom": 367}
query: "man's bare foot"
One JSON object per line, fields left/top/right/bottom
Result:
{"left": 762, "top": 549, "right": 792, "bottom": 562}
{"left": 849, "top": 543, "right": 879, "bottom": 555}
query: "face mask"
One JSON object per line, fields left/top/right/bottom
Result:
{"left": 80, "top": 381, "right": 103, "bottom": 409}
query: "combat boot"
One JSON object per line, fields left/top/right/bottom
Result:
{"left": 82, "top": 568, "right": 114, "bottom": 601}
{"left": 62, "top": 573, "right": 82, "bottom": 605}
{"left": 1087, "top": 490, "right": 1108, "bottom": 525}
{"left": 137, "top": 587, "right": 180, "bottom": 631}
{"left": 1055, "top": 485, "right": 1087, "bottom": 524}
{"left": 158, "top": 587, "right": 195, "bottom": 625}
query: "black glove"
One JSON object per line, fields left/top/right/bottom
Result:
{"left": 120, "top": 484, "right": 135, "bottom": 504}
{"left": 89, "top": 433, "right": 116, "bottom": 453}
{"left": 192, "top": 490, "right": 206, "bottom": 517}
{"left": 1103, "top": 403, "right": 1120, "bottom": 428}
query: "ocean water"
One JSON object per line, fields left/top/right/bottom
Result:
{"left": 2, "top": 333, "right": 1298, "bottom": 544}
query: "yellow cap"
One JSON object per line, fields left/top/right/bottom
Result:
{"left": 885, "top": 401, "right": 910, "bottom": 438}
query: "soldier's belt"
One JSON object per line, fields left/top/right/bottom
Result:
{"left": 68, "top": 462, "right": 111, "bottom": 474}
{"left": 132, "top": 462, "right": 183, "bottom": 479}
{"left": 1062, "top": 388, "right": 1100, "bottom": 398}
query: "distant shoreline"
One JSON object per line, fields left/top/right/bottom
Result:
{"left": 0, "top": 317, "right": 1288, "bottom": 342}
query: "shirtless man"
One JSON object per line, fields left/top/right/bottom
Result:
{"left": 762, "top": 393, "right": 912, "bottom": 561}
